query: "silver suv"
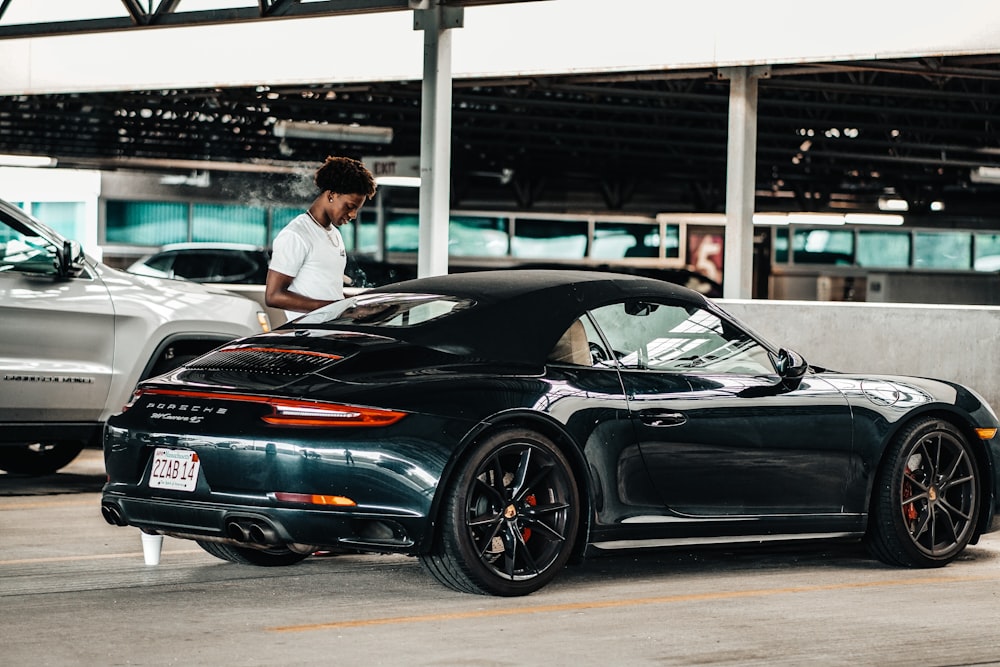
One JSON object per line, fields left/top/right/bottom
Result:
{"left": 0, "top": 197, "right": 271, "bottom": 475}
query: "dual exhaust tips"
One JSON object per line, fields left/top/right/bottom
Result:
{"left": 101, "top": 502, "right": 279, "bottom": 547}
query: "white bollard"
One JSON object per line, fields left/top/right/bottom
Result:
{"left": 140, "top": 531, "right": 164, "bottom": 566}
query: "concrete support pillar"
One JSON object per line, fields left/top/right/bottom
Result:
{"left": 413, "top": 2, "right": 463, "bottom": 278}
{"left": 719, "top": 66, "right": 769, "bottom": 299}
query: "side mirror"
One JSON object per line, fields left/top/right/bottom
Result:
{"left": 774, "top": 348, "right": 808, "bottom": 382}
{"left": 56, "top": 239, "right": 85, "bottom": 278}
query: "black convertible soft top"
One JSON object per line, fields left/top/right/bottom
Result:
{"left": 328, "top": 269, "right": 710, "bottom": 365}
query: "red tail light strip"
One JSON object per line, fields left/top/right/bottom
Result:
{"left": 133, "top": 388, "right": 405, "bottom": 427}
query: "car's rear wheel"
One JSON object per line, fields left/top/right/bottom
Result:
{"left": 866, "top": 417, "right": 980, "bottom": 567}
{"left": 420, "top": 427, "right": 579, "bottom": 596}
{"left": 0, "top": 442, "right": 85, "bottom": 475}
{"left": 196, "top": 540, "right": 309, "bottom": 566}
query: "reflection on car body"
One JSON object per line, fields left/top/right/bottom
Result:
{"left": 102, "top": 270, "right": 1000, "bottom": 596}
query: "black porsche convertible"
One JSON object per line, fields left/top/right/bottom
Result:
{"left": 101, "top": 270, "right": 1000, "bottom": 596}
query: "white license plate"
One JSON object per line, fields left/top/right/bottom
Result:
{"left": 149, "top": 448, "right": 200, "bottom": 492}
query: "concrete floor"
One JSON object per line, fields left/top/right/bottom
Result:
{"left": 4, "top": 449, "right": 1000, "bottom": 666}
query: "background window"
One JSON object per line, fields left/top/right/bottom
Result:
{"left": 592, "top": 222, "right": 660, "bottom": 259}
{"left": 105, "top": 201, "right": 188, "bottom": 245}
{"left": 914, "top": 231, "right": 971, "bottom": 270}
{"left": 792, "top": 229, "right": 854, "bottom": 265}
{"left": 974, "top": 233, "right": 1000, "bottom": 271}
{"left": 857, "top": 231, "right": 910, "bottom": 268}
{"left": 192, "top": 204, "right": 266, "bottom": 245}
{"left": 449, "top": 216, "right": 509, "bottom": 257}
{"left": 31, "top": 202, "right": 85, "bottom": 242}
{"left": 511, "top": 218, "right": 587, "bottom": 259}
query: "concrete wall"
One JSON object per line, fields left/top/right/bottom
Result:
{"left": 719, "top": 299, "right": 1000, "bottom": 412}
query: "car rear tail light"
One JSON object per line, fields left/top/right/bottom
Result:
{"left": 262, "top": 399, "right": 406, "bottom": 427}
{"left": 129, "top": 388, "right": 405, "bottom": 427}
{"left": 273, "top": 492, "right": 357, "bottom": 507}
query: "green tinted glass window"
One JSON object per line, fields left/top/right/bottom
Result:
{"left": 914, "top": 232, "right": 972, "bottom": 269}
{"left": 192, "top": 204, "right": 266, "bottom": 245}
{"left": 592, "top": 222, "right": 659, "bottom": 259}
{"left": 857, "top": 231, "right": 910, "bottom": 268}
{"left": 386, "top": 212, "right": 419, "bottom": 252}
{"left": 773, "top": 227, "right": 789, "bottom": 263}
{"left": 792, "top": 228, "right": 854, "bottom": 264}
{"left": 449, "top": 216, "right": 509, "bottom": 257}
{"left": 105, "top": 200, "right": 188, "bottom": 245}
{"left": 31, "top": 202, "right": 85, "bottom": 242}
{"left": 511, "top": 218, "right": 587, "bottom": 259}
{"left": 974, "top": 233, "right": 1000, "bottom": 271}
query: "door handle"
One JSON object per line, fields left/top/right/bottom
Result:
{"left": 637, "top": 410, "right": 687, "bottom": 427}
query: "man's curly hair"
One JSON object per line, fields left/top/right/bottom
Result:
{"left": 314, "top": 156, "right": 377, "bottom": 199}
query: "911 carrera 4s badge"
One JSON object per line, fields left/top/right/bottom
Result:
{"left": 149, "top": 448, "right": 200, "bottom": 492}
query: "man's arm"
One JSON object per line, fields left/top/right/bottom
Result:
{"left": 264, "top": 269, "right": 335, "bottom": 314}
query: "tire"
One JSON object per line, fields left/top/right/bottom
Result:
{"left": 196, "top": 540, "right": 309, "bottom": 567}
{"left": 420, "top": 427, "right": 580, "bottom": 596}
{"left": 0, "top": 442, "right": 85, "bottom": 475}
{"left": 866, "top": 417, "right": 980, "bottom": 567}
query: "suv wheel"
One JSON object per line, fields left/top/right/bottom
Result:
{"left": 0, "top": 442, "right": 85, "bottom": 475}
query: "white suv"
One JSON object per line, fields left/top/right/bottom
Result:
{"left": 0, "top": 197, "right": 271, "bottom": 475}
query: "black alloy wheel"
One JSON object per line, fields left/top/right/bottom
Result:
{"left": 196, "top": 540, "right": 310, "bottom": 566}
{"left": 0, "top": 442, "right": 85, "bottom": 475}
{"left": 421, "top": 427, "right": 580, "bottom": 596}
{"left": 867, "top": 417, "right": 980, "bottom": 567}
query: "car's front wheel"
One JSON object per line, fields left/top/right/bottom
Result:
{"left": 0, "top": 442, "right": 85, "bottom": 475}
{"left": 420, "top": 427, "right": 580, "bottom": 596}
{"left": 867, "top": 417, "right": 980, "bottom": 567}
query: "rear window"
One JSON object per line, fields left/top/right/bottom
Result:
{"left": 295, "top": 292, "right": 475, "bottom": 328}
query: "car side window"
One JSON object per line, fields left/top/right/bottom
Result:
{"left": 0, "top": 216, "right": 58, "bottom": 276}
{"left": 588, "top": 300, "right": 775, "bottom": 375}
{"left": 548, "top": 316, "right": 612, "bottom": 367}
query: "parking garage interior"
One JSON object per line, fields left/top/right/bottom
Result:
{"left": 0, "top": 0, "right": 999, "bottom": 307}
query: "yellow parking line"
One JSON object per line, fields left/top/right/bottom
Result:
{"left": 268, "top": 573, "right": 1000, "bottom": 633}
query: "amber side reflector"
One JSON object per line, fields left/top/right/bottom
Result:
{"left": 274, "top": 492, "right": 356, "bottom": 507}
{"left": 976, "top": 427, "right": 998, "bottom": 440}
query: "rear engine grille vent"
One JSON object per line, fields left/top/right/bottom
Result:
{"left": 187, "top": 346, "right": 343, "bottom": 374}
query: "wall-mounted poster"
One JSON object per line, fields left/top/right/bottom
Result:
{"left": 687, "top": 227, "right": 724, "bottom": 287}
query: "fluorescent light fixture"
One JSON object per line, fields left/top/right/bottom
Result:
{"left": 970, "top": 166, "right": 1000, "bottom": 184}
{"left": 786, "top": 213, "right": 845, "bottom": 225}
{"left": 0, "top": 153, "right": 56, "bottom": 167}
{"left": 375, "top": 176, "right": 421, "bottom": 187}
{"left": 878, "top": 197, "right": 909, "bottom": 212}
{"left": 844, "top": 213, "right": 904, "bottom": 226}
{"left": 274, "top": 120, "right": 393, "bottom": 145}
{"left": 753, "top": 213, "right": 789, "bottom": 225}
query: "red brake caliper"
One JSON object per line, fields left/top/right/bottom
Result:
{"left": 522, "top": 494, "right": 537, "bottom": 541}
{"left": 902, "top": 467, "right": 918, "bottom": 521}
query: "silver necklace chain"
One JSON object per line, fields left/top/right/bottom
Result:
{"left": 307, "top": 210, "right": 340, "bottom": 248}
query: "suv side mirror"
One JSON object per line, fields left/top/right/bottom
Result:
{"left": 57, "top": 239, "right": 85, "bottom": 278}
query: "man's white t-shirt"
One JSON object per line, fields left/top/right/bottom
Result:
{"left": 269, "top": 213, "right": 347, "bottom": 320}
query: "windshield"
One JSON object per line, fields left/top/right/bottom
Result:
{"left": 295, "top": 292, "right": 475, "bottom": 327}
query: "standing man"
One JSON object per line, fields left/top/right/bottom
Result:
{"left": 265, "top": 156, "right": 377, "bottom": 320}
